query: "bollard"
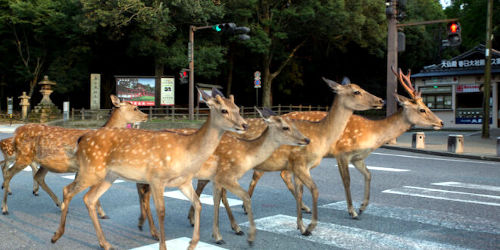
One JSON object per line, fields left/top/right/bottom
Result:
{"left": 447, "top": 134, "right": 464, "bottom": 154}
{"left": 497, "top": 137, "right": 500, "bottom": 157}
{"left": 412, "top": 132, "right": 425, "bottom": 149}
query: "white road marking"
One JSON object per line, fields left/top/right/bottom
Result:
{"left": 372, "top": 152, "right": 498, "bottom": 165}
{"left": 164, "top": 190, "right": 243, "bottom": 207}
{"left": 61, "top": 175, "right": 125, "bottom": 183}
{"left": 22, "top": 166, "right": 32, "bottom": 171}
{"left": 343, "top": 164, "right": 409, "bottom": 172}
{"left": 383, "top": 186, "right": 500, "bottom": 207}
{"left": 320, "top": 201, "right": 500, "bottom": 234}
{"left": 432, "top": 181, "right": 500, "bottom": 192}
{"left": 129, "top": 237, "right": 226, "bottom": 250}
{"left": 240, "top": 214, "right": 467, "bottom": 249}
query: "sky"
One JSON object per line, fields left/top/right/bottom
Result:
{"left": 440, "top": 0, "right": 451, "bottom": 8}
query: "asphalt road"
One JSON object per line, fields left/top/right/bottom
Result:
{"left": 0, "top": 132, "right": 498, "bottom": 250}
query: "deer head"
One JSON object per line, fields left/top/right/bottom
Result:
{"left": 109, "top": 94, "right": 148, "bottom": 125}
{"left": 391, "top": 67, "right": 443, "bottom": 130}
{"left": 256, "top": 107, "right": 310, "bottom": 146}
{"left": 322, "top": 77, "right": 384, "bottom": 111}
{"left": 199, "top": 88, "right": 248, "bottom": 134}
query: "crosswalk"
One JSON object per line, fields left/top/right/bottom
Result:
{"left": 163, "top": 190, "right": 243, "bottom": 207}
{"left": 129, "top": 237, "right": 226, "bottom": 250}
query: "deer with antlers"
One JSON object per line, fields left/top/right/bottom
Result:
{"left": 1, "top": 95, "right": 148, "bottom": 216}
{"left": 184, "top": 77, "right": 383, "bottom": 236}
{"left": 0, "top": 138, "right": 39, "bottom": 195}
{"left": 135, "top": 108, "right": 310, "bottom": 244}
{"left": 50, "top": 88, "right": 248, "bottom": 250}
{"left": 241, "top": 67, "right": 443, "bottom": 219}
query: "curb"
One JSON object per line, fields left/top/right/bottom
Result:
{"left": 381, "top": 145, "right": 500, "bottom": 162}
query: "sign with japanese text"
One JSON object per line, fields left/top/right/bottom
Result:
{"left": 456, "top": 84, "right": 480, "bottom": 93}
{"left": 160, "top": 77, "right": 175, "bottom": 106}
{"left": 441, "top": 57, "right": 500, "bottom": 68}
{"left": 116, "top": 77, "right": 156, "bottom": 106}
{"left": 90, "top": 74, "right": 101, "bottom": 110}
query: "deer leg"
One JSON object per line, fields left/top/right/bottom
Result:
{"left": 2, "top": 162, "right": 27, "bottom": 214}
{"left": 221, "top": 179, "right": 256, "bottom": 245}
{"left": 293, "top": 167, "right": 318, "bottom": 236}
{"left": 244, "top": 170, "right": 264, "bottom": 213}
{"left": 30, "top": 163, "right": 39, "bottom": 196}
{"left": 178, "top": 181, "right": 201, "bottom": 250}
{"left": 337, "top": 157, "right": 357, "bottom": 218}
{"left": 188, "top": 179, "right": 209, "bottom": 226}
{"left": 221, "top": 188, "right": 243, "bottom": 235}
{"left": 33, "top": 167, "right": 61, "bottom": 207}
{"left": 351, "top": 159, "right": 371, "bottom": 215}
{"left": 149, "top": 182, "right": 168, "bottom": 250}
{"left": 281, "top": 170, "right": 311, "bottom": 213}
{"left": 95, "top": 200, "right": 108, "bottom": 219}
{"left": 211, "top": 183, "right": 225, "bottom": 244}
{"left": 136, "top": 183, "right": 159, "bottom": 240}
{"left": 0, "top": 159, "right": 12, "bottom": 195}
{"left": 83, "top": 178, "right": 115, "bottom": 250}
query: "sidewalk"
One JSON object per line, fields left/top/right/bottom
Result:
{"left": 383, "top": 128, "right": 500, "bottom": 162}
{"left": 1, "top": 123, "right": 499, "bottom": 162}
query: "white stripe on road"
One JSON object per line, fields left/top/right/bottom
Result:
{"left": 22, "top": 166, "right": 32, "bottom": 171}
{"left": 432, "top": 181, "right": 500, "bottom": 192}
{"left": 383, "top": 186, "right": 500, "bottom": 207}
{"left": 372, "top": 152, "right": 498, "bottom": 165}
{"left": 61, "top": 175, "right": 125, "bottom": 183}
{"left": 320, "top": 201, "right": 500, "bottom": 234}
{"left": 129, "top": 237, "right": 226, "bottom": 250}
{"left": 344, "top": 164, "right": 409, "bottom": 172}
{"left": 240, "top": 214, "right": 466, "bottom": 249}
{"left": 164, "top": 190, "right": 243, "bottom": 207}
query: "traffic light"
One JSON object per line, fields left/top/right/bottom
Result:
{"left": 179, "top": 69, "right": 189, "bottom": 84}
{"left": 212, "top": 23, "right": 250, "bottom": 40}
{"left": 447, "top": 21, "right": 461, "bottom": 47}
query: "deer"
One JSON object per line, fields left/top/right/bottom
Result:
{"left": 135, "top": 107, "right": 310, "bottom": 245}
{"left": 1, "top": 95, "right": 148, "bottom": 216}
{"left": 50, "top": 88, "right": 248, "bottom": 250}
{"left": 186, "top": 77, "right": 384, "bottom": 236}
{"left": 243, "top": 67, "right": 444, "bottom": 219}
{"left": 0, "top": 137, "right": 39, "bottom": 195}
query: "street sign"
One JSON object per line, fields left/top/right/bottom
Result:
{"left": 7, "top": 97, "right": 13, "bottom": 115}
{"left": 254, "top": 71, "right": 261, "bottom": 88}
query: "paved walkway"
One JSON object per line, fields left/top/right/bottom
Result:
{"left": 1, "top": 123, "right": 499, "bottom": 162}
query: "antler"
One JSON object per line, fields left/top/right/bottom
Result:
{"left": 391, "top": 66, "right": 421, "bottom": 99}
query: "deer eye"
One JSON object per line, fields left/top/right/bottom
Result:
{"left": 282, "top": 127, "right": 290, "bottom": 131}
{"left": 419, "top": 108, "right": 426, "bottom": 113}
{"left": 354, "top": 91, "right": 361, "bottom": 95}
{"left": 221, "top": 109, "right": 228, "bottom": 114}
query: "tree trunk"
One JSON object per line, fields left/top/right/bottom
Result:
{"left": 154, "top": 59, "right": 164, "bottom": 108}
{"left": 226, "top": 44, "right": 235, "bottom": 96}
{"left": 262, "top": 56, "right": 272, "bottom": 107}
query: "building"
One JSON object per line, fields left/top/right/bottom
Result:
{"left": 412, "top": 44, "right": 500, "bottom": 128}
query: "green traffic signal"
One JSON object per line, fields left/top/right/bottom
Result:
{"left": 212, "top": 25, "right": 222, "bottom": 32}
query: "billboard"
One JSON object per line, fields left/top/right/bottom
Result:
{"left": 116, "top": 77, "right": 156, "bottom": 106}
{"left": 160, "top": 77, "right": 175, "bottom": 106}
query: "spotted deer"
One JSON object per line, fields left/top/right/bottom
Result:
{"left": 245, "top": 67, "right": 443, "bottom": 219}
{"left": 136, "top": 108, "right": 310, "bottom": 244}
{"left": 50, "top": 89, "right": 248, "bottom": 250}
{"left": 1, "top": 95, "right": 148, "bottom": 215}
{"left": 194, "top": 77, "right": 383, "bottom": 236}
{"left": 0, "top": 138, "right": 39, "bottom": 195}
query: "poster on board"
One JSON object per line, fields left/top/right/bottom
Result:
{"left": 116, "top": 77, "right": 156, "bottom": 106}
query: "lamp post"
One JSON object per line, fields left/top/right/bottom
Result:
{"left": 188, "top": 25, "right": 212, "bottom": 120}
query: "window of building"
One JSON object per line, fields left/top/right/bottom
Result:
{"left": 419, "top": 86, "right": 452, "bottom": 109}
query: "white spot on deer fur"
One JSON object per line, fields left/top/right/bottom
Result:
{"left": 167, "top": 144, "right": 171, "bottom": 148}
{"left": 166, "top": 156, "right": 171, "bottom": 161}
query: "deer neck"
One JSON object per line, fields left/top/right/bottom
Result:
{"left": 241, "top": 126, "right": 281, "bottom": 165}
{"left": 102, "top": 109, "right": 127, "bottom": 128}
{"left": 375, "top": 110, "right": 412, "bottom": 145}
{"left": 186, "top": 114, "right": 226, "bottom": 165}
{"left": 318, "top": 96, "right": 354, "bottom": 147}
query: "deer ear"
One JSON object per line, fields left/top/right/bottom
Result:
{"left": 211, "top": 87, "right": 225, "bottom": 98}
{"left": 110, "top": 95, "right": 121, "bottom": 107}
{"left": 394, "top": 93, "right": 411, "bottom": 106}
{"left": 322, "top": 77, "right": 341, "bottom": 92}
{"left": 341, "top": 77, "right": 351, "bottom": 85}
{"left": 198, "top": 88, "right": 212, "bottom": 105}
{"left": 255, "top": 107, "right": 273, "bottom": 123}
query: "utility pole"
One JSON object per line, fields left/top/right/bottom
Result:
{"left": 386, "top": 0, "right": 398, "bottom": 120}
{"left": 482, "top": 0, "right": 493, "bottom": 138}
{"left": 188, "top": 25, "right": 212, "bottom": 120}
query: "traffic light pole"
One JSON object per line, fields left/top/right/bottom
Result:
{"left": 482, "top": 0, "right": 493, "bottom": 138}
{"left": 188, "top": 25, "right": 212, "bottom": 120}
{"left": 386, "top": 0, "right": 398, "bottom": 122}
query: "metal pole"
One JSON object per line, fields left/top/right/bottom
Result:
{"left": 386, "top": 0, "right": 398, "bottom": 119}
{"left": 189, "top": 25, "right": 195, "bottom": 120}
{"left": 482, "top": 0, "right": 493, "bottom": 138}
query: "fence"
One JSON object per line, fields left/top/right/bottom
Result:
{"left": 69, "top": 104, "right": 330, "bottom": 121}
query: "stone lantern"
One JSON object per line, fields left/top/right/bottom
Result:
{"left": 18, "top": 91, "right": 30, "bottom": 120}
{"left": 31, "top": 75, "right": 60, "bottom": 123}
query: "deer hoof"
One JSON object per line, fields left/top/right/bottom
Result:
{"left": 215, "top": 240, "right": 225, "bottom": 245}
{"left": 302, "top": 230, "right": 312, "bottom": 236}
{"left": 247, "top": 240, "right": 254, "bottom": 246}
{"left": 8, "top": 191, "right": 12, "bottom": 195}
{"left": 33, "top": 191, "right": 39, "bottom": 196}
{"left": 100, "top": 215, "right": 110, "bottom": 219}
{"left": 138, "top": 225, "right": 143, "bottom": 231}
{"left": 235, "top": 231, "right": 244, "bottom": 236}
{"left": 152, "top": 234, "right": 159, "bottom": 241}
{"left": 2, "top": 211, "right": 8, "bottom": 215}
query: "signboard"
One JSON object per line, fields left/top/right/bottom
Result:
{"left": 90, "top": 74, "right": 101, "bottom": 110}
{"left": 455, "top": 109, "right": 492, "bottom": 124}
{"left": 441, "top": 57, "right": 500, "bottom": 68}
{"left": 63, "top": 101, "right": 70, "bottom": 121}
{"left": 456, "top": 84, "right": 480, "bottom": 93}
{"left": 160, "top": 77, "right": 175, "bottom": 106}
{"left": 254, "top": 71, "right": 261, "bottom": 88}
{"left": 116, "top": 77, "right": 156, "bottom": 106}
{"left": 7, "top": 97, "right": 13, "bottom": 115}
